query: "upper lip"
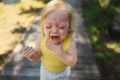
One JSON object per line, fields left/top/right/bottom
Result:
{"left": 51, "top": 35, "right": 59, "bottom": 38}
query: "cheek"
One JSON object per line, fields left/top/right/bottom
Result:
{"left": 60, "top": 29, "right": 69, "bottom": 36}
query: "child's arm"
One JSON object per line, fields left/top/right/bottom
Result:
{"left": 48, "top": 38, "right": 77, "bottom": 67}
{"left": 22, "top": 37, "right": 42, "bottom": 62}
{"left": 57, "top": 38, "right": 77, "bottom": 67}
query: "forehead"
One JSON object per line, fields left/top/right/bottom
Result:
{"left": 45, "top": 9, "right": 69, "bottom": 22}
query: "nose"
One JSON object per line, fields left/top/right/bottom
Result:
{"left": 52, "top": 27, "right": 58, "bottom": 34}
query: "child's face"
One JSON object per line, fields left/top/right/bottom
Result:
{"left": 43, "top": 9, "right": 69, "bottom": 44}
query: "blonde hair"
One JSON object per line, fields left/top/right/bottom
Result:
{"left": 40, "top": 0, "right": 79, "bottom": 35}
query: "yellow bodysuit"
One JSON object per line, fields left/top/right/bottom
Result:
{"left": 40, "top": 35, "right": 71, "bottom": 72}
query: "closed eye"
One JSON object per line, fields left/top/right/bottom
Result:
{"left": 46, "top": 26, "right": 51, "bottom": 29}
{"left": 59, "top": 26, "right": 65, "bottom": 29}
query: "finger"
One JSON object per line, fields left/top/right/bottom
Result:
{"left": 23, "top": 47, "right": 33, "bottom": 57}
{"left": 22, "top": 46, "right": 30, "bottom": 54}
{"left": 25, "top": 47, "right": 33, "bottom": 53}
{"left": 34, "top": 49, "right": 40, "bottom": 55}
{"left": 25, "top": 47, "right": 36, "bottom": 58}
{"left": 27, "top": 50, "right": 35, "bottom": 58}
{"left": 25, "top": 47, "right": 33, "bottom": 52}
{"left": 26, "top": 48, "right": 36, "bottom": 58}
{"left": 23, "top": 46, "right": 29, "bottom": 52}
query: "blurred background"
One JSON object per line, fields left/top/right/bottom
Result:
{"left": 82, "top": 0, "right": 120, "bottom": 80}
{"left": 0, "top": 0, "right": 120, "bottom": 80}
{"left": 0, "top": 0, "right": 46, "bottom": 71}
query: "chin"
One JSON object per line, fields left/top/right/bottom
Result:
{"left": 52, "top": 42, "right": 61, "bottom": 44}
{"left": 50, "top": 40, "right": 62, "bottom": 44}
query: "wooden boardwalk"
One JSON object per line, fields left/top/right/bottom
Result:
{"left": 0, "top": 0, "right": 101, "bottom": 80}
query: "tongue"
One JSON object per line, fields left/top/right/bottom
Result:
{"left": 51, "top": 36, "right": 59, "bottom": 41}
{"left": 53, "top": 36, "right": 58, "bottom": 39}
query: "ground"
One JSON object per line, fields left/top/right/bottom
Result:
{"left": 0, "top": 0, "right": 45, "bottom": 71}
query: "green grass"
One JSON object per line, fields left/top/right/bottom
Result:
{"left": 82, "top": 0, "right": 120, "bottom": 80}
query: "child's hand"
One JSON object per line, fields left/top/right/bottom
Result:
{"left": 22, "top": 46, "right": 41, "bottom": 62}
{"left": 22, "top": 46, "right": 39, "bottom": 58}
{"left": 22, "top": 46, "right": 39, "bottom": 59}
{"left": 47, "top": 39, "right": 77, "bottom": 66}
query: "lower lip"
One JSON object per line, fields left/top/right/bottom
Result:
{"left": 51, "top": 38, "right": 60, "bottom": 44}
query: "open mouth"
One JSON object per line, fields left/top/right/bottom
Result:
{"left": 50, "top": 35, "right": 60, "bottom": 42}
{"left": 51, "top": 36, "right": 59, "bottom": 40}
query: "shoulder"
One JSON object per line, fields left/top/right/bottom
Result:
{"left": 70, "top": 37, "right": 76, "bottom": 48}
{"left": 69, "top": 34, "right": 76, "bottom": 47}
{"left": 68, "top": 35, "right": 77, "bottom": 54}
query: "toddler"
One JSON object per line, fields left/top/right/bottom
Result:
{"left": 22, "top": 0, "right": 78, "bottom": 80}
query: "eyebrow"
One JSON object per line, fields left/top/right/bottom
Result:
{"left": 45, "top": 21, "right": 68, "bottom": 26}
